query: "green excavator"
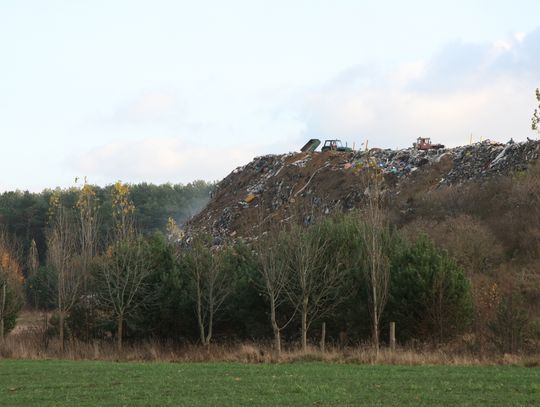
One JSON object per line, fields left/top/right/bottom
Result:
{"left": 320, "top": 139, "right": 353, "bottom": 152}
{"left": 300, "top": 139, "right": 353, "bottom": 153}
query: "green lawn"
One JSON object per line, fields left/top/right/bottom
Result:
{"left": 0, "top": 360, "right": 538, "bottom": 406}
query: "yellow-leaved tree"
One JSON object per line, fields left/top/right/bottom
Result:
{"left": 533, "top": 88, "right": 540, "bottom": 132}
{"left": 0, "top": 229, "right": 24, "bottom": 344}
{"left": 99, "top": 181, "right": 152, "bottom": 351}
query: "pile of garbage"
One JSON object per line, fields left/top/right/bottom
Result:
{"left": 443, "top": 139, "right": 540, "bottom": 183}
{"left": 348, "top": 139, "right": 540, "bottom": 183}
{"left": 187, "top": 139, "right": 540, "bottom": 240}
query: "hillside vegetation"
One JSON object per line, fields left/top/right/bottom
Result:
{"left": 0, "top": 181, "right": 212, "bottom": 263}
{"left": 0, "top": 141, "right": 539, "bottom": 357}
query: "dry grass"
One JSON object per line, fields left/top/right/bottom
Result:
{"left": 1, "top": 327, "right": 539, "bottom": 366}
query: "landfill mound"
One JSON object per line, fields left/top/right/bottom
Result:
{"left": 188, "top": 139, "right": 540, "bottom": 240}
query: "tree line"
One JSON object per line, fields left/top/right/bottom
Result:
{"left": 0, "top": 181, "right": 212, "bottom": 266}
{"left": 0, "top": 179, "right": 479, "bottom": 354}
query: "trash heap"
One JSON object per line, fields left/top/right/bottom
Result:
{"left": 348, "top": 139, "right": 540, "bottom": 183}
{"left": 443, "top": 139, "right": 540, "bottom": 183}
{"left": 187, "top": 139, "right": 540, "bottom": 241}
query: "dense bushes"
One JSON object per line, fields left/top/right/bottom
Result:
{"left": 24, "top": 266, "right": 56, "bottom": 310}
{"left": 20, "top": 210, "right": 480, "bottom": 349}
{"left": 392, "top": 165, "right": 540, "bottom": 352}
{"left": 387, "top": 235, "right": 473, "bottom": 342}
{"left": 489, "top": 293, "right": 536, "bottom": 354}
{"left": 0, "top": 282, "right": 23, "bottom": 335}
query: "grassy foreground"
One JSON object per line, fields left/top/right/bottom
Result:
{"left": 0, "top": 360, "right": 539, "bottom": 406}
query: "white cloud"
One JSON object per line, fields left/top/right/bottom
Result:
{"left": 100, "top": 91, "right": 183, "bottom": 124}
{"left": 298, "top": 27, "right": 540, "bottom": 149}
{"left": 71, "top": 27, "right": 540, "bottom": 187}
{"left": 73, "top": 137, "right": 264, "bottom": 184}
{"left": 514, "top": 32, "right": 526, "bottom": 43}
{"left": 130, "top": 92, "right": 176, "bottom": 116}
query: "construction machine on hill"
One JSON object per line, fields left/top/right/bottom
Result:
{"left": 413, "top": 137, "right": 445, "bottom": 150}
{"left": 321, "top": 139, "right": 353, "bottom": 152}
{"left": 300, "top": 139, "right": 321, "bottom": 152}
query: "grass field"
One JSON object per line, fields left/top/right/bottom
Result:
{"left": 0, "top": 360, "right": 539, "bottom": 406}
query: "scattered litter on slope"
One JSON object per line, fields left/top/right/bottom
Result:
{"left": 187, "top": 139, "right": 540, "bottom": 241}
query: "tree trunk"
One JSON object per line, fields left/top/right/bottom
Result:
{"left": 42, "top": 312, "right": 49, "bottom": 349}
{"left": 0, "top": 282, "right": 5, "bottom": 345}
{"left": 320, "top": 322, "right": 326, "bottom": 353}
{"left": 373, "top": 311, "right": 379, "bottom": 358}
{"left": 198, "top": 319, "right": 206, "bottom": 346}
{"left": 196, "top": 280, "right": 206, "bottom": 346}
{"left": 117, "top": 312, "right": 124, "bottom": 351}
{"left": 270, "top": 297, "right": 281, "bottom": 357}
{"left": 206, "top": 305, "right": 213, "bottom": 347}
{"left": 437, "top": 285, "right": 444, "bottom": 344}
{"left": 59, "top": 311, "right": 65, "bottom": 352}
{"left": 371, "top": 266, "right": 380, "bottom": 358}
{"left": 301, "top": 297, "right": 308, "bottom": 352}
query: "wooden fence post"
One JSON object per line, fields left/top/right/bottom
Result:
{"left": 320, "top": 322, "right": 326, "bottom": 353}
{"left": 390, "top": 322, "right": 396, "bottom": 352}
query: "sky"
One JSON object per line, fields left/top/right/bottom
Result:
{"left": 1, "top": 0, "right": 540, "bottom": 192}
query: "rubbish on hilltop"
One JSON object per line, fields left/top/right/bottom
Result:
{"left": 187, "top": 138, "right": 540, "bottom": 242}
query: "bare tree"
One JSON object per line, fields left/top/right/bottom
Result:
{"left": 27, "top": 239, "right": 39, "bottom": 278}
{"left": 100, "top": 236, "right": 151, "bottom": 350}
{"left": 98, "top": 181, "right": 151, "bottom": 351}
{"left": 76, "top": 180, "right": 100, "bottom": 290}
{"left": 532, "top": 88, "right": 540, "bottom": 132}
{"left": 75, "top": 181, "right": 101, "bottom": 340}
{"left": 26, "top": 238, "right": 40, "bottom": 310}
{"left": 358, "top": 164, "right": 390, "bottom": 357}
{"left": 47, "top": 194, "right": 80, "bottom": 350}
{"left": 285, "top": 225, "right": 347, "bottom": 352}
{"left": 255, "top": 231, "right": 295, "bottom": 357}
{"left": 185, "top": 234, "right": 231, "bottom": 346}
